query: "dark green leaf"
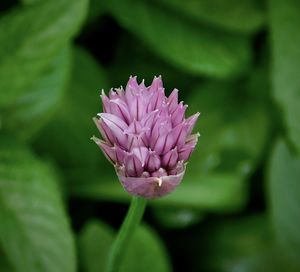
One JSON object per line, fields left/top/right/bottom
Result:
{"left": 157, "top": 0, "right": 265, "bottom": 33}
{"left": 121, "top": 224, "right": 171, "bottom": 272}
{"left": 85, "top": 0, "right": 106, "bottom": 26}
{"left": 270, "top": 0, "right": 300, "bottom": 153}
{"left": 268, "top": 140, "right": 300, "bottom": 265}
{"left": 108, "top": 34, "right": 198, "bottom": 93}
{"left": 21, "top": 0, "right": 44, "bottom": 4}
{"left": 0, "top": 247, "right": 12, "bottom": 272}
{"left": 1, "top": 46, "right": 71, "bottom": 139}
{"left": 0, "top": 0, "right": 88, "bottom": 107}
{"left": 33, "top": 46, "right": 109, "bottom": 167}
{"left": 78, "top": 220, "right": 171, "bottom": 272}
{"left": 0, "top": 137, "right": 76, "bottom": 272}
{"left": 104, "top": 0, "right": 251, "bottom": 78}
{"left": 151, "top": 207, "right": 205, "bottom": 229}
{"left": 186, "top": 81, "right": 270, "bottom": 176}
{"left": 78, "top": 220, "right": 114, "bottom": 272}
{"left": 190, "top": 215, "right": 299, "bottom": 272}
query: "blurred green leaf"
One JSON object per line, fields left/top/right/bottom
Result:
{"left": 33, "top": 46, "right": 108, "bottom": 167}
{"left": 67, "top": 168, "right": 245, "bottom": 212}
{"left": 157, "top": 0, "right": 264, "bottom": 34}
{"left": 21, "top": 0, "right": 44, "bottom": 4}
{"left": 104, "top": 0, "right": 251, "bottom": 78}
{"left": 270, "top": 0, "right": 300, "bottom": 153}
{"left": 78, "top": 220, "right": 114, "bottom": 272}
{"left": 198, "top": 216, "right": 272, "bottom": 271}
{"left": 1, "top": 46, "right": 71, "bottom": 139}
{"left": 151, "top": 207, "right": 205, "bottom": 229}
{"left": 0, "top": 0, "right": 88, "bottom": 107}
{"left": 78, "top": 220, "right": 171, "bottom": 272}
{"left": 108, "top": 34, "right": 198, "bottom": 93}
{"left": 0, "top": 136, "right": 76, "bottom": 272}
{"left": 0, "top": 247, "right": 12, "bottom": 272}
{"left": 120, "top": 224, "right": 171, "bottom": 272}
{"left": 190, "top": 215, "right": 299, "bottom": 272}
{"left": 85, "top": 0, "right": 105, "bottom": 26}
{"left": 187, "top": 81, "right": 270, "bottom": 176}
{"left": 268, "top": 140, "right": 300, "bottom": 265}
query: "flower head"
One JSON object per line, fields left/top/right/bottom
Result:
{"left": 92, "top": 76, "right": 199, "bottom": 198}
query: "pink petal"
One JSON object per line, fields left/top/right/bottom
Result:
{"left": 99, "top": 113, "right": 127, "bottom": 130}
{"left": 150, "top": 130, "right": 174, "bottom": 155}
{"left": 91, "top": 137, "right": 116, "bottom": 164}
{"left": 151, "top": 115, "right": 172, "bottom": 143}
{"left": 115, "top": 87, "right": 125, "bottom": 100}
{"left": 168, "top": 161, "right": 185, "bottom": 175}
{"left": 149, "top": 76, "right": 163, "bottom": 92}
{"left": 128, "top": 76, "right": 139, "bottom": 90}
{"left": 109, "top": 89, "right": 120, "bottom": 100}
{"left": 186, "top": 112, "right": 200, "bottom": 135}
{"left": 128, "top": 94, "right": 146, "bottom": 121}
{"left": 93, "top": 117, "right": 115, "bottom": 145}
{"left": 116, "top": 164, "right": 186, "bottom": 198}
{"left": 124, "top": 152, "right": 143, "bottom": 177}
{"left": 110, "top": 98, "right": 131, "bottom": 124}
{"left": 132, "top": 146, "right": 149, "bottom": 166}
{"left": 99, "top": 113, "right": 128, "bottom": 147}
{"left": 158, "top": 103, "right": 169, "bottom": 119}
{"left": 161, "top": 147, "right": 178, "bottom": 169}
{"left": 172, "top": 123, "right": 189, "bottom": 148}
{"left": 148, "top": 88, "right": 165, "bottom": 111}
{"left": 171, "top": 102, "right": 187, "bottom": 127}
{"left": 146, "top": 150, "right": 161, "bottom": 172}
{"left": 115, "top": 145, "right": 127, "bottom": 165}
{"left": 167, "top": 88, "right": 179, "bottom": 113}
{"left": 178, "top": 133, "right": 199, "bottom": 161}
{"left": 100, "top": 90, "right": 111, "bottom": 113}
{"left": 127, "top": 134, "right": 144, "bottom": 150}
{"left": 151, "top": 168, "right": 168, "bottom": 177}
{"left": 140, "top": 110, "right": 158, "bottom": 133}
{"left": 139, "top": 79, "right": 147, "bottom": 93}
{"left": 125, "top": 76, "right": 139, "bottom": 102}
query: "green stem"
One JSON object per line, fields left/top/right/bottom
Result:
{"left": 106, "top": 196, "right": 147, "bottom": 272}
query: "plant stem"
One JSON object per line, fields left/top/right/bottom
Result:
{"left": 106, "top": 196, "right": 147, "bottom": 272}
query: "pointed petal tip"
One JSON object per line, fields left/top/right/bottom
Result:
{"left": 90, "top": 135, "right": 98, "bottom": 142}
{"left": 100, "top": 89, "right": 106, "bottom": 96}
{"left": 195, "top": 112, "right": 201, "bottom": 117}
{"left": 128, "top": 75, "right": 138, "bottom": 83}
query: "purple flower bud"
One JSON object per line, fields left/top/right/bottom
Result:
{"left": 93, "top": 76, "right": 200, "bottom": 198}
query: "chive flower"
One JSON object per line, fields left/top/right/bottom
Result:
{"left": 92, "top": 76, "right": 199, "bottom": 198}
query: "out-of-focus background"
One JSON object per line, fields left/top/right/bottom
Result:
{"left": 0, "top": 0, "right": 299, "bottom": 271}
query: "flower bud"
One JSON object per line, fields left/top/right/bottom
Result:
{"left": 92, "top": 76, "right": 200, "bottom": 198}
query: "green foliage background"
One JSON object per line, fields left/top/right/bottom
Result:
{"left": 0, "top": 0, "right": 299, "bottom": 271}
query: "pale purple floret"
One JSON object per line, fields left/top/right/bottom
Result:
{"left": 92, "top": 76, "right": 199, "bottom": 198}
